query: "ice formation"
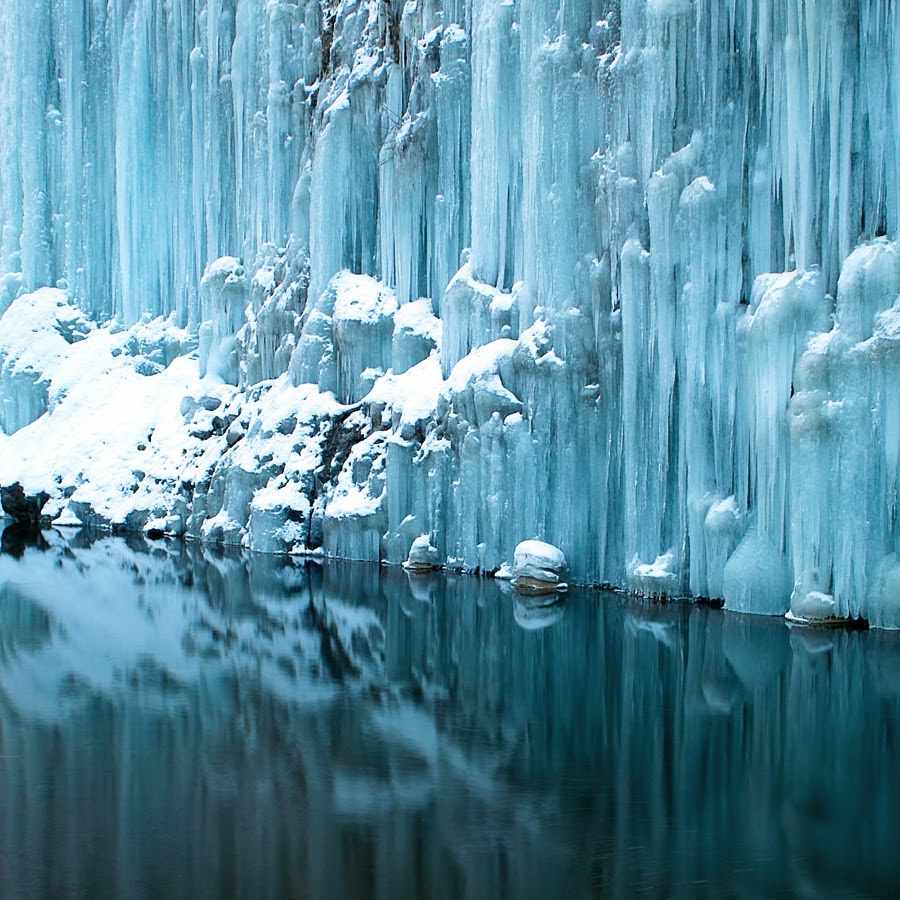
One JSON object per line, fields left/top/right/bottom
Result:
{"left": 1, "top": 0, "right": 899, "bottom": 625}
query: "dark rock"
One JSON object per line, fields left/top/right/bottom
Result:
{"left": 210, "top": 414, "right": 236, "bottom": 437}
{"left": 123, "top": 509, "right": 150, "bottom": 533}
{"left": 277, "top": 415, "right": 297, "bottom": 435}
{"left": 1, "top": 483, "right": 50, "bottom": 525}
{"left": 66, "top": 501, "right": 108, "bottom": 530}
{"left": 133, "top": 357, "right": 164, "bottom": 377}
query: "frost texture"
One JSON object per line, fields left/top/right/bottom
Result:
{"left": 1, "top": 0, "right": 899, "bottom": 625}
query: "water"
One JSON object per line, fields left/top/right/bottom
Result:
{"left": 0, "top": 526, "right": 899, "bottom": 899}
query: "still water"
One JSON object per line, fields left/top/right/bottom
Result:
{"left": 0, "top": 525, "right": 899, "bottom": 899}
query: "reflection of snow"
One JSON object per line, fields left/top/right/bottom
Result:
{"left": 0, "top": 532, "right": 371, "bottom": 720}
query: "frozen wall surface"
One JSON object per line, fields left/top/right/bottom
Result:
{"left": 1, "top": 0, "right": 899, "bottom": 625}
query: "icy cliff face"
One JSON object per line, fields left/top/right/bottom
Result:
{"left": 1, "top": 0, "right": 899, "bottom": 625}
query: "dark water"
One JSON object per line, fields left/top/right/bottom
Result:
{"left": 1, "top": 526, "right": 899, "bottom": 898}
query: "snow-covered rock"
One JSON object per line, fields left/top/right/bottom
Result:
{"left": 403, "top": 535, "right": 441, "bottom": 572}
{"left": 0, "top": 289, "right": 90, "bottom": 434}
{"left": 788, "top": 591, "right": 838, "bottom": 624}
{"left": 392, "top": 298, "right": 442, "bottom": 375}
{"left": 511, "top": 540, "right": 568, "bottom": 595}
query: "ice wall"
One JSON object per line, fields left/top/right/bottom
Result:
{"left": 0, "top": 0, "right": 316, "bottom": 322}
{"left": 1, "top": 0, "right": 900, "bottom": 625}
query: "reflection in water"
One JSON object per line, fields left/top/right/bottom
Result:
{"left": 0, "top": 527, "right": 899, "bottom": 898}
{"left": 0, "top": 523, "right": 49, "bottom": 558}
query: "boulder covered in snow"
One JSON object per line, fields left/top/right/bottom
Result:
{"left": 786, "top": 590, "right": 866, "bottom": 628}
{"left": 0, "top": 288, "right": 91, "bottom": 435}
{"left": 403, "top": 534, "right": 441, "bottom": 572}
{"left": 788, "top": 591, "right": 837, "bottom": 624}
{"left": 511, "top": 540, "right": 568, "bottom": 595}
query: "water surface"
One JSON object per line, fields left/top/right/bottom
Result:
{"left": 0, "top": 526, "right": 898, "bottom": 899}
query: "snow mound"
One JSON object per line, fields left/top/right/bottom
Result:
{"left": 403, "top": 535, "right": 441, "bottom": 571}
{"left": 511, "top": 540, "right": 568, "bottom": 595}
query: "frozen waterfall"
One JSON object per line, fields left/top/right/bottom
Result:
{"left": 1, "top": 0, "right": 900, "bottom": 626}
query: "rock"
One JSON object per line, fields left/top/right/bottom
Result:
{"left": 276, "top": 415, "right": 297, "bottom": 435}
{"left": 511, "top": 539, "right": 568, "bottom": 595}
{"left": 143, "top": 514, "right": 185, "bottom": 539}
{"left": 792, "top": 590, "right": 837, "bottom": 621}
{"left": 133, "top": 357, "right": 164, "bottom": 376}
{"left": 403, "top": 534, "right": 441, "bottom": 571}
{"left": 786, "top": 590, "right": 860, "bottom": 628}
{"left": 226, "top": 422, "right": 245, "bottom": 446}
{"left": 1, "top": 483, "right": 50, "bottom": 525}
{"left": 199, "top": 395, "right": 222, "bottom": 411}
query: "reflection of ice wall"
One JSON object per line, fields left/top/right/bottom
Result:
{"left": 1, "top": 1, "right": 899, "bottom": 623}
{"left": 0, "top": 534, "right": 898, "bottom": 896}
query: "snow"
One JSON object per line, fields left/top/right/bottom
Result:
{"left": 403, "top": 534, "right": 441, "bottom": 570}
{"left": 365, "top": 356, "right": 444, "bottom": 433}
{"left": 511, "top": 540, "right": 568, "bottom": 594}
{"left": 627, "top": 550, "right": 680, "bottom": 599}
{"left": 0, "top": 289, "right": 92, "bottom": 434}
{"left": 0, "top": 289, "right": 89, "bottom": 377}
{"left": 0, "top": 335, "right": 199, "bottom": 523}
{"left": 393, "top": 297, "right": 442, "bottom": 374}
{"left": 791, "top": 591, "right": 838, "bottom": 623}
{"left": 332, "top": 271, "right": 398, "bottom": 325}
{"left": 512, "top": 540, "right": 566, "bottom": 581}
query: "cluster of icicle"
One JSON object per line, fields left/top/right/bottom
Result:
{"left": 1, "top": 0, "right": 899, "bottom": 625}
